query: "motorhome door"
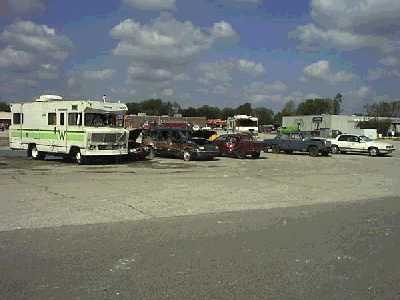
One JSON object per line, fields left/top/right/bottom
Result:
{"left": 55, "top": 109, "right": 68, "bottom": 152}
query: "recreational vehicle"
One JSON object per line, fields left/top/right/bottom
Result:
{"left": 227, "top": 115, "right": 259, "bottom": 135}
{"left": 9, "top": 95, "right": 129, "bottom": 164}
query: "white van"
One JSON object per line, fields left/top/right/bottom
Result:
{"left": 9, "top": 95, "right": 129, "bottom": 164}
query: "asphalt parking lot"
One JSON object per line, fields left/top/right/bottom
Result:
{"left": 0, "top": 141, "right": 399, "bottom": 232}
{"left": 1, "top": 139, "right": 400, "bottom": 299}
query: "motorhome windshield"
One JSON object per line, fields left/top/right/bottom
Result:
{"left": 84, "top": 113, "right": 123, "bottom": 127}
{"left": 236, "top": 119, "right": 257, "bottom": 127}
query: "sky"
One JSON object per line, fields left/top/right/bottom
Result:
{"left": 0, "top": 0, "right": 400, "bottom": 113}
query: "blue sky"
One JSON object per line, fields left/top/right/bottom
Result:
{"left": 1, "top": 0, "right": 400, "bottom": 113}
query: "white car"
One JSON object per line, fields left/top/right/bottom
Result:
{"left": 330, "top": 134, "right": 395, "bottom": 157}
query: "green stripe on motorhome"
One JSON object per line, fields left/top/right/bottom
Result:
{"left": 10, "top": 129, "right": 85, "bottom": 142}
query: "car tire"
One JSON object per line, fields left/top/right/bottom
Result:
{"left": 331, "top": 145, "right": 339, "bottom": 154}
{"left": 272, "top": 145, "right": 280, "bottom": 154}
{"left": 321, "top": 150, "right": 330, "bottom": 156}
{"left": 308, "top": 146, "right": 319, "bottom": 157}
{"left": 251, "top": 152, "right": 261, "bottom": 159}
{"left": 368, "top": 147, "right": 378, "bottom": 157}
{"left": 183, "top": 150, "right": 191, "bottom": 161}
{"left": 147, "top": 147, "right": 155, "bottom": 160}
{"left": 30, "top": 145, "right": 45, "bottom": 160}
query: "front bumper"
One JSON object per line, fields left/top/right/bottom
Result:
{"left": 192, "top": 150, "right": 219, "bottom": 159}
{"left": 81, "top": 149, "right": 128, "bottom": 156}
{"left": 379, "top": 148, "right": 395, "bottom": 154}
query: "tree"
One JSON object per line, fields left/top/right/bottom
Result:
{"left": 281, "top": 100, "right": 297, "bottom": 116}
{"left": 333, "top": 93, "right": 342, "bottom": 115}
{"left": 0, "top": 102, "right": 10, "bottom": 112}
{"left": 297, "top": 98, "right": 332, "bottom": 115}
{"left": 253, "top": 107, "right": 274, "bottom": 125}
{"left": 235, "top": 103, "right": 252, "bottom": 116}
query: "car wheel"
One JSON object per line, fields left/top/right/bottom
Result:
{"left": 308, "top": 146, "right": 319, "bottom": 157}
{"left": 321, "top": 151, "right": 330, "bottom": 156}
{"left": 251, "top": 152, "right": 261, "bottom": 159}
{"left": 183, "top": 150, "right": 191, "bottom": 161}
{"left": 272, "top": 145, "right": 280, "bottom": 153}
{"left": 74, "top": 149, "right": 86, "bottom": 165}
{"left": 31, "top": 145, "right": 45, "bottom": 160}
{"left": 331, "top": 145, "right": 339, "bottom": 154}
{"left": 368, "top": 147, "right": 378, "bottom": 157}
{"left": 147, "top": 147, "right": 155, "bottom": 160}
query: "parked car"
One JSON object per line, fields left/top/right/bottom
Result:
{"left": 128, "top": 129, "right": 154, "bottom": 160}
{"left": 329, "top": 134, "right": 395, "bottom": 156}
{"left": 213, "top": 133, "right": 265, "bottom": 159}
{"left": 264, "top": 132, "right": 331, "bottom": 157}
{"left": 143, "top": 128, "right": 219, "bottom": 161}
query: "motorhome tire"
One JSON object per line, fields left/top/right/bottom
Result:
{"left": 74, "top": 149, "right": 86, "bottom": 165}
{"left": 30, "top": 144, "right": 45, "bottom": 160}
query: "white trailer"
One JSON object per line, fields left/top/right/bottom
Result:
{"left": 227, "top": 115, "right": 259, "bottom": 134}
{"left": 9, "top": 95, "right": 129, "bottom": 164}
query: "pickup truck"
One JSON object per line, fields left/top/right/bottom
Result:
{"left": 329, "top": 134, "right": 395, "bottom": 156}
{"left": 213, "top": 133, "right": 265, "bottom": 158}
{"left": 264, "top": 132, "right": 331, "bottom": 157}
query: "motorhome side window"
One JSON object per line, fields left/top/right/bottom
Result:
{"left": 13, "top": 113, "right": 23, "bottom": 125}
{"left": 48, "top": 113, "right": 56, "bottom": 125}
{"left": 68, "top": 113, "right": 82, "bottom": 126}
{"left": 60, "top": 113, "right": 65, "bottom": 126}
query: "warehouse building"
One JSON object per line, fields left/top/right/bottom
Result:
{"left": 282, "top": 114, "right": 400, "bottom": 137}
{"left": 0, "top": 112, "right": 11, "bottom": 130}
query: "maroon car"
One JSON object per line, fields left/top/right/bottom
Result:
{"left": 213, "top": 133, "right": 265, "bottom": 159}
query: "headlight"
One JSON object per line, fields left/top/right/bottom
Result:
{"left": 199, "top": 146, "right": 205, "bottom": 150}
{"left": 89, "top": 145, "right": 97, "bottom": 150}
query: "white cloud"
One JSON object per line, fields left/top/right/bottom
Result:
{"left": 128, "top": 65, "right": 175, "bottom": 82}
{"left": 198, "top": 58, "right": 265, "bottom": 84}
{"left": 311, "top": 0, "right": 400, "bottom": 34}
{"left": 1, "top": 20, "right": 72, "bottom": 61}
{"left": 237, "top": 59, "right": 265, "bottom": 75}
{"left": 291, "top": 23, "right": 389, "bottom": 52}
{"left": 161, "top": 88, "right": 175, "bottom": 96}
{"left": 123, "top": 0, "right": 175, "bottom": 11}
{"left": 82, "top": 69, "right": 115, "bottom": 80}
{"left": 210, "top": 21, "right": 238, "bottom": 39}
{"left": 367, "top": 68, "right": 400, "bottom": 81}
{"left": 292, "top": 0, "right": 400, "bottom": 56}
{"left": 7, "top": 0, "right": 47, "bottom": 15}
{"left": 0, "top": 47, "right": 34, "bottom": 69}
{"left": 0, "top": 20, "right": 72, "bottom": 92}
{"left": 243, "top": 81, "right": 288, "bottom": 103}
{"left": 111, "top": 15, "right": 238, "bottom": 85}
{"left": 302, "top": 60, "right": 355, "bottom": 84}
{"left": 379, "top": 56, "right": 400, "bottom": 67}
{"left": 111, "top": 15, "right": 236, "bottom": 65}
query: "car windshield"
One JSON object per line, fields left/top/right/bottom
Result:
{"left": 360, "top": 135, "right": 372, "bottom": 142}
{"left": 84, "top": 113, "right": 123, "bottom": 127}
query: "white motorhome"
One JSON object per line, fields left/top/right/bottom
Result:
{"left": 227, "top": 115, "right": 259, "bottom": 134}
{"left": 9, "top": 95, "right": 129, "bottom": 164}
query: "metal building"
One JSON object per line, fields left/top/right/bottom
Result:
{"left": 282, "top": 114, "right": 400, "bottom": 137}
